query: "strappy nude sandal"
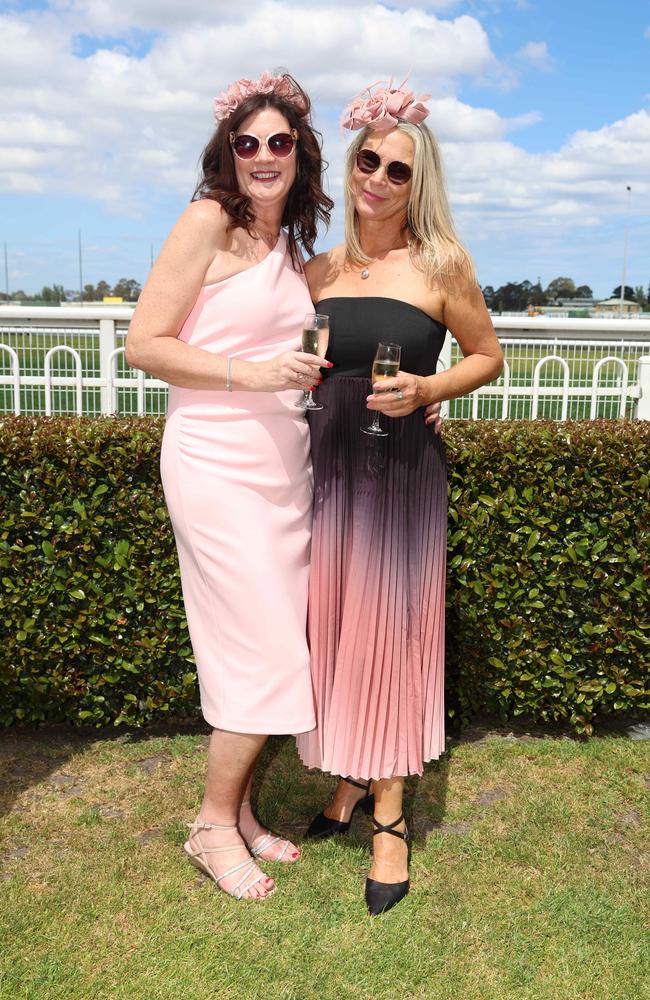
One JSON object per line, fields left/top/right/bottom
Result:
{"left": 241, "top": 801, "right": 298, "bottom": 863}
{"left": 183, "top": 819, "right": 274, "bottom": 900}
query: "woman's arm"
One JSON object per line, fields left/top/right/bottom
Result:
{"left": 424, "top": 275, "right": 503, "bottom": 403}
{"left": 125, "top": 201, "right": 323, "bottom": 392}
{"left": 368, "top": 271, "right": 503, "bottom": 415}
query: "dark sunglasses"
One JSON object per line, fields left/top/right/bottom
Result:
{"left": 356, "top": 148, "right": 412, "bottom": 185}
{"left": 229, "top": 129, "right": 298, "bottom": 160}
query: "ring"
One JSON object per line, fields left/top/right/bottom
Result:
{"left": 395, "top": 389, "right": 404, "bottom": 401}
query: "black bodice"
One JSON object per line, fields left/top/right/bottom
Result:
{"left": 315, "top": 296, "right": 447, "bottom": 379}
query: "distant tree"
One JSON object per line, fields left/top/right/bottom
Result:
{"left": 493, "top": 280, "right": 538, "bottom": 312}
{"left": 11, "top": 290, "right": 28, "bottom": 301}
{"left": 112, "top": 278, "right": 141, "bottom": 301}
{"left": 574, "top": 285, "right": 593, "bottom": 299}
{"left": 545, "top": 276, "right": 576, "bottom": 301}
{"left": 481, "top": 285, "right": 496, "bottom": 310}
{"left": 611, "top": 285, "right": 635, "bottom": 301}
{"left": 634, "top": 286, "right": 648, "bottom": 310}
{"left": 52, "top": 284, "right": 66, "bottom": 303}
{"left": 40, "top": 286, "right": 56, "bottom": 302}
{"left": 528, "top": 281, "right": 546, "bottom": 307}
{"left": 82, "top": 283, "right": 97, "bottom": 301}
{"left": 95, "top": 280, "right": 111, "bottom": 300}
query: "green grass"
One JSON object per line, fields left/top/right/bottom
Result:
{"left": 1, "top": 722, "right": 648, "bottom": 1000}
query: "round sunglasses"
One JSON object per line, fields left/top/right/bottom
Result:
{"left": 356, "top": 148, "right": 412, "bottom": 186}
{"left": 229, "top": 129, "right": 298, "bottom": 160}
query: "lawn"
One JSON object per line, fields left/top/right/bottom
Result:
{"left": 1, "top": 720, "right": 647, "bottom": 1000}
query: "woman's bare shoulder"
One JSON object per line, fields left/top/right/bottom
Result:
{"left": 304, "top": 246, "right": 345, "bottom": 297}
{"left": 174, "top": 198, "right": 229, "bottom": 245}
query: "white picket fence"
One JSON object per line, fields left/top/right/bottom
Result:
{"left": 1, "top": 306, "right": 649, "bottom": 420}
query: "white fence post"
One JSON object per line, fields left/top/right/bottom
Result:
{"left": 0, "top": 345, "right": 21, "bottom": 414}
{"left": 43, "top": 346, "right": 83, "bottom": 416}
{"left": 532, "top": 355, "right": 570, "bottom": 420}
{"left": 99, "top": 318, "right": 118, "bottom": 415}
{"left": 438, "top": 331, "right": 452, "bottom": 418}
{"left": 636, "top": 355, "right": 650, "bottom": 419}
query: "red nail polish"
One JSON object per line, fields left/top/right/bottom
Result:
{"left": 291, "top": 851, "right": 299, "bottom": 859}
{"left": 327, "top": 362, "right": 334, "bottom": 368}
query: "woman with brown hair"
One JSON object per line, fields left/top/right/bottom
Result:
{"left": 298, "top": 80, "right": 503, "bottom": 914}
{"left": 126, "top": 71, "right": 332, "bottom": 901}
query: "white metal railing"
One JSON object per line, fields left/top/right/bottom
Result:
{"left": 1, "top": 305, "right": 649, "bottom": 420}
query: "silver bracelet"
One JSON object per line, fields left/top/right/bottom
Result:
{"left": 226, "top": 356, "right": 233, "bottom": 392}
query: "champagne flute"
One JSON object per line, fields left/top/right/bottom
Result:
{"left": 361, "top": 341, "right": 401, "bottom": 437}
{"left": 294, "top": 313, "right": 329, "bottom": 411}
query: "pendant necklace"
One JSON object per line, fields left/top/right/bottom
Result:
{"left": 356, "top": 238, "right": 411, "bottom": 280}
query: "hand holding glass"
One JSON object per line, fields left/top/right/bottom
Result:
{"left": 361, "top": 342, "right": 401, "bottom": 436}
{"left": 295, "top": 313, "right": 329, "bottom": 411}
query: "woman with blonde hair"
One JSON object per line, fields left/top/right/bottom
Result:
{"left": 297, "top": 80, "right": 503, "bottom": 914}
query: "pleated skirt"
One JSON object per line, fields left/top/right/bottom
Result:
{"left": 296, "top": 377, "right": 447, "bottom": 780}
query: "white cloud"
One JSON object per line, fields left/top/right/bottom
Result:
{"left": 444, "top": 109, "right": 650, "bottom": 242}
{"left": 518, "top": 40, "right": 554, "bottom": 71}
{"left": 426, "top": 97, "right": 541, "bottom": 140}
{"left": 2, "top": 2, "right": 649, "bottom": 292}
{"left": 61, "top": 0, "right": 463, "bottom": 35}
{"left": 0, "top": 3, "right": 505, "bottom": 208}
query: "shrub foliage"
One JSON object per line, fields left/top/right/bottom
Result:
{"left": 1, "top": 417, "right": 648, "bottom": 734}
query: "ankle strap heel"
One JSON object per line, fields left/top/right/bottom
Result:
{"left": 371, "top": 813, "right": 409, "bottom": 842}
{"left": 365, "top": 814, "right": 410, "bottom": 917}
{"left": 305, "top": 777, "right": 374, "bottom": 841}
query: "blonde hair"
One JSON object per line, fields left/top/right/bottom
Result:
{"left": 343, "top": 122, "right": 476, "bottom": 288}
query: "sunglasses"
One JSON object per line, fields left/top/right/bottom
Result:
{"left": 229, "top": 129, "right": 298, "bottom": 160}
{"left": 356, "top": 148, "right": 412, "bottom": 185}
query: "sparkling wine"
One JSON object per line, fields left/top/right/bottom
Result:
{"left": 295, "top": 312, "right": 330, "bottom": 412}
{"left": 372, "top": 359, "right": 399, "bottom": 383}
{"left": 302, "top": 328, "right": 319, "bottom": 355}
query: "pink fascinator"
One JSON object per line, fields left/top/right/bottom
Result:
{"left": 341, "top": 77, "right": 430, "bottom": 132}
{"left": 213, "top": 70, "right": 308, "bottom": 122}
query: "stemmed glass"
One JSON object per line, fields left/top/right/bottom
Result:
{"left": 294, "top": 313, "right": 329, "bottom": 411}
{"left": 361, "top": 341, "right": 401, "bottom": 437}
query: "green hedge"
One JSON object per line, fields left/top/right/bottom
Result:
{"left": 1, "top": 417, "right": 648, "bottom": 734}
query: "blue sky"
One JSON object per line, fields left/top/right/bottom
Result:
{"left": 1, "top": 0, "right": 649, "bottom": 298}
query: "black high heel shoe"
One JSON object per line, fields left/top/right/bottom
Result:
{"left": 304, "top": 777, "right": 374, "bottom": 840}
{"left": 365, "top": 814, "right": 410, "bottom": 916}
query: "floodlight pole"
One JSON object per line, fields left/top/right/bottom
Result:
{"left": 78, "top": 230, "right": 84, "bottom": 307}
{"left": 619, "top": 185, "right": 631, "bottom": 313}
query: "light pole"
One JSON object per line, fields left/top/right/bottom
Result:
{"left": 78, "top": 229, "right": 84, "bottom": 306}
{"left": 619, "top": 185, "right": 631, "bottom": 314}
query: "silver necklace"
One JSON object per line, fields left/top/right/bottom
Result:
{"left": 357, "top": 239, "right": 411, "bottom": 279}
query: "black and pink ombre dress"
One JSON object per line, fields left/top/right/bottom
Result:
{"left": 296, "top": 296, "right": 448, "bottom": 781}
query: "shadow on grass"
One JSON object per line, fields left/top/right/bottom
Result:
{"left": 0, "top": 717, "right": 207, "bottom": 820}
{"left": 1, "top": 711, "right": 639, "bottom": 830}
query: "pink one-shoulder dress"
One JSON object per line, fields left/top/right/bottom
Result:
{"left": 160, "top": 233, "right": 316, "bottom": 735}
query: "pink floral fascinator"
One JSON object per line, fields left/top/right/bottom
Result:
{"left": 213, "top": 70, "right": 308, "bottom": 122}
{"left": 341, "top": 77, "right": 430, "bottom": 132}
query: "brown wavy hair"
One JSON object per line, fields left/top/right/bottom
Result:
{"left": 193, "top": 74, "right": 333, "bottom": 269}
